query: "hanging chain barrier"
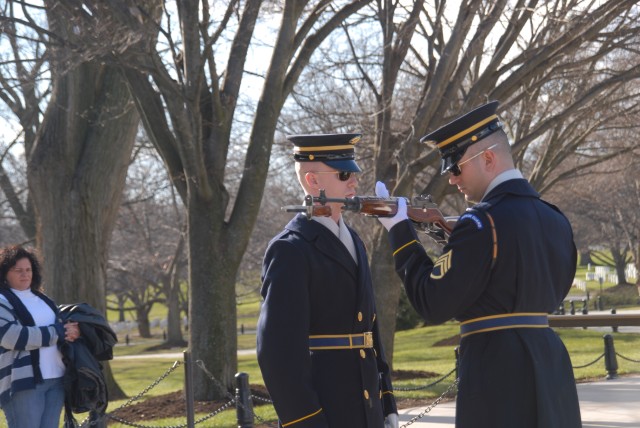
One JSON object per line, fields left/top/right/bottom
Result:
{"left": 394, "top": 367, "right": 457, "bottom": 391}
{"left": 572, "top": 353, "right": 605, "bottom": 369}
{"left": 399, "top": 377, "right": 459, "bottom": 428}
{"left": 100, "top": 358, "right": 235, "bottom": 428}
{"left": 616, "top": 352, "right": 640, "bottom": 364}
{"left": 195, "top": 360, "right": 280, "bottom": 428}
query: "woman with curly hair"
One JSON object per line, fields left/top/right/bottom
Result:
{"left": 0, "top": 245, "right": 80, "bottom": 428}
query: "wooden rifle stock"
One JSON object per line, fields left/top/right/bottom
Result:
{"left": 282, "top": 198, "right": 332, "bottom": 219}
{"left": 282, "top": 191, "right": 456, "bottom": 243}
{"left": 351, "top": 197, "right": 455, "bottom": 235}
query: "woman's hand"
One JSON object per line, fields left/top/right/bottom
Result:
{"left": 64, "top": 321, "right": 80, "bottom": 342}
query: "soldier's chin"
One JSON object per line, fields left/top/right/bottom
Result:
{"left": 465, "top": 194, "right": 479, "bottom": 204}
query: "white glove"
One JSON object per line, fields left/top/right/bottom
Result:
{"left": 375, "top": 181, "right": 408, "bottom": 231}
{"left": 384, "top": 413, "right": 399, "bottom": 428}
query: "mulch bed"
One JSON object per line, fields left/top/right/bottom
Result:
{"left": 107, "top": 369, "right": 446, "bottom": 424}
{"left": 434, "top": 334, "right": 460, "bottom": 347}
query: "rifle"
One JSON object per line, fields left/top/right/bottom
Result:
{"left": 283, "top": 190, "right": 458, "bottom": 244}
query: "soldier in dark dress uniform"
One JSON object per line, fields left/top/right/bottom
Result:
{"left": 257, "top": 133, "right": 398, "bottom": 428}
{"left": 375, "top": 101, "right": 582, "bottom": 428}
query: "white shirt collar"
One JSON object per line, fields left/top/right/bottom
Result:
{"left": 482, "top": 168, "right": 524, "bottom": 201}
{"left": 312, "top": 215, "right": 341, "bottom": 237}
{"left": 11, "top": 287, "right": 34, "bottom": 297}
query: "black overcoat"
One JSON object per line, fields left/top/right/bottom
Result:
{"left": 257, "top": 214, "right": 397, "bottom": 428}
{"left": 58, "top": 303, "right": 117, "bottom": 427}
{"left": 387, "top": 178, "right": 581, "bottom": 428}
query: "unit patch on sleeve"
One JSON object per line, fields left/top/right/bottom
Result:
{"left": 430, "top": 249, "right": 452, "bottom": 279}
{"left": 459, "top": 213, "right": 483, "bottom": 230}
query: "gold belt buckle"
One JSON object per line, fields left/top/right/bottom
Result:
{"left": 363, "top": 332, "right": 373, "bottom": 348}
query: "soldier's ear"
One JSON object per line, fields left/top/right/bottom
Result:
{"left": 483, "top": 148, "right": 498, "bottom": 171}
{"left": 305, "top": 172, "right": 319, "bottom": 188}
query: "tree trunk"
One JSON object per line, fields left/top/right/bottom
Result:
{"left": 188, "top": 192, "right": 238, "bottom": 398}
{"left": 117, "top": 295, "right": 127, "bottom": 322}
{"left": 370, "top": 228, "right": 403, "bottom": 369}
{"left": 579, "top": 250, "right": 593, "bottom": 266}
{"left": 28, "top": 61, "right": 138, "bottom": 401}
{"left": 615, "top": 265, "right": 628, "bottom": 285}
{"left": 165, "top": 276, "right": 185, "bottom": 346}
{"left": 635, "top": 244, "right": 640, "bottom": 296}
{"left": 164, "top": 231, "right": 186, "bottom": 346}
{"left": 610, "top": 246, "right": 629, "bottom": 285}
{"left": 136, "top": 307, "right": 152, "bottom": 338}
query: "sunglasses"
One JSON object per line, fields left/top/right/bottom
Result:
{"left": 449, "top": 144, "right": 498, "bottom": 176}
{"left": 311, "top": 171, "right": 355, "bottom": 181}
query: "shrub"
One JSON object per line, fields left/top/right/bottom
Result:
{"left": 598, "top": 284, "right": 640, "bottom": 308}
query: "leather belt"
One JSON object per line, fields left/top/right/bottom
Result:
{"left": 460, "top": 313, "right": 549, "bottom": 338}
{"left": 309, "top": 332, "right": 373, "bottom": 350}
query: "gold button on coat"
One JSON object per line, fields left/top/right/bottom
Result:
{"left": 363, "top": 389, "right": 369, "bottom": 399}
{"left": 360, "top": 349, "right": 366, "bottom": 358}
{"left": 357, "top": 312, "right": 363, "bottom": 322}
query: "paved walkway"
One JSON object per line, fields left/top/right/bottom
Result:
{"left": 113, "top": 349, "right": 256, "bottom": 359}
{"left": 398, "top": 374, "right": 640, "bottom": 427}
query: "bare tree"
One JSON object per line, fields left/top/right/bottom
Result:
{"left": 0, "top": 0, "right": 49, "bottom": 239}
{"left": 0, "top": 148, "right": 31, "bottom": 245}
{"left": 0, "top": 1, "right": 168, "bottom": 401}
{"left": 281, "top": 1, "right": 640, "bottom": 363}
{"left": 561, "top": 148, "right": 640, "bottom": 290}
{"left": 238, "top": 158, "right": 297, "bottom": 298}
{"left": 108, "top": 144, "right": 187, "bottom": 344}
{"left": 85, "top": 1, "right": 374, "bottom": 399}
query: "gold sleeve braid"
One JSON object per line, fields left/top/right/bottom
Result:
{"left": 392, "top": 239, "right": 419, "bottom": 257}
{"left": 282, "top": 408, "right": 324, "bottom": 427}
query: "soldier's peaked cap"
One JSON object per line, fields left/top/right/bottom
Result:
{"left": 288, "top": 133, "right": 362, "bottom": 173}
{"left": 420, "top": 101, "right": 503, "bottom": 175}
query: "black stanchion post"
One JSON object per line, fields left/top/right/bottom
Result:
{"left": 597, "top": 295, "right": 602, "bottom": 311}
{"left": 559, "top": 302, "right": 565, "bottom": 315}
{"left": 454, "top": 347, "right": 460, "bottom": 379}
{"left": 611, "top": 308, "right": 618, "bottom": 333}
{"left": 184, "top": 351, "right": 195, "bottom": 428}
{"left": 603, "top": 334, "right": 619, "bottom": 380}
{"left": 570, "top": 300, "right": 575, "bottom": 315}
{"left": 236, "top": 372, "right": 254, "bottom": 428}
{"left": 581, "top": 299, "right": 588, "bottom": 315}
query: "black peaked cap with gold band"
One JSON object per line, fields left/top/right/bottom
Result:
{"left": 420, "top": 101, "right": 503, "bottom": 175}
{"left": 288, "top": 133, "right": 362, "bottom": 173}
